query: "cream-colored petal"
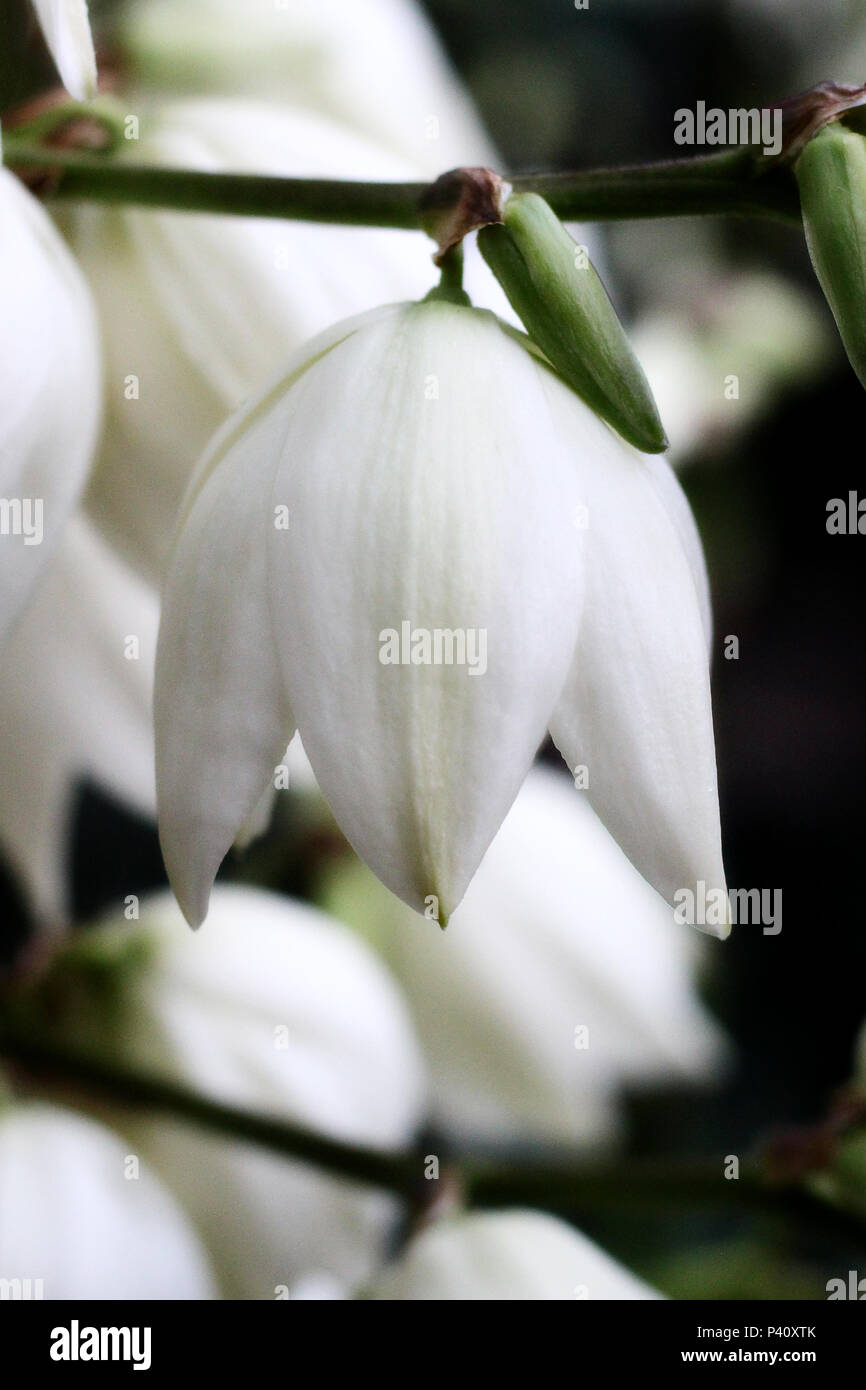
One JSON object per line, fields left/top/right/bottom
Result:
{"left": 32, "top": 0, "right": 97, "bottom": 100}
{"left": 544, "top": 383, "right": 727, "bottom": 931}
{"left": 154, "top": 411, "right": 291, "bottom": 926}
{"left": 32, "top": 886, "right": 427, "bottom": 1298}
{"left": 0, "top": 517, "right": 157, "bottom": 925}
{"left": 335, "top": 765, "right": 727, "bottom": 1145}
{"left": 0, "top": 170, "right": 101, "bottom": 648}
{"left": 119, "top": 0, "right": 498, "bottom": 173}
{"left": 267, "top": 302, "right": 584, "bottom": 919}
{"left": 154, "top": 311, "right": 392, "bottom": 925}
{"left": 71, "top": 101, "right": 449, "bottom": 583}
{"left": 367, "top": 1209, "right": 663, "bottom": 1300}
{"left": 0, "top": 1103, "right": 215, "bottom": 1299}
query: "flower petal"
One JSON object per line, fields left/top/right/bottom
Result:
{"left": 367, "top": 1209, "right": 663, "bottom": 1300}
{"left": 643, "top": 451, "right": 713, "bottom": 651}
{"left": 0, "top": 1103, "right": 215, "bottom": 1299}
{"left": 0, "top": 517, "right": 157, "bottom": 925}
{"left": 544, "top": 383, "right": 727, "bottom": 930}
{"left": 72, "top": 113, "right": 427, "bottom": 587}
{"left": 154, "top": 400, "right": 294, "bottom": 927}
{"left": 32, "top": 0, "right": 98, "bottom": 101}
{"left": 119, "top": 0, "right": 498, "bottom": 174}
{"left": 335, "top": 765, "right": 728, "bottom": 1145}
{"left": 155, "top": 309, "right": 400, "bottom": 924}
{"left": 267, "top": 303, "right": 585, "bottom": 919}
{"left": 27, "top": 886, "right": 427, "bottom": 1298}
{"left": 0, "top": 169, "right": 101, "bottom": 648}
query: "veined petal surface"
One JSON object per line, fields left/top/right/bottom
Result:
{"left": 155, "top": 308, "right": 410, "bottom": 925}
{"left": 267, "top": 302, "right": 585, "bottom": 919}
{"left": 545, "top": 381, "right": 726, "bottom": 929}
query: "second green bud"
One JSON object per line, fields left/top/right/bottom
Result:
{"left": 796, "top": 122, "right": 866, "bottom": 393}
{"left": 479, "top": 192, "right": 667, "bottom": 454}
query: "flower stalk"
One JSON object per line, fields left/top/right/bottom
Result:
{"left": 2, "top": 1025, "right": 865, "bottom": 1246}
{"left": 3, "top": 138, "right": 802, "bottom": 226}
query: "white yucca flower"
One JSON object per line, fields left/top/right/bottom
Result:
{"left": 0, "top": 168, "right": 101, "bottom": 649}
{"left": 366, "top": 1209, "right": 663, "bottom": 1300}
{"left": 68, "top": 98, "right": 510, "bottom": 583}
{"left": 31, "top": 0, "right": 97, "bottom": 101}
{"left": 325, "top": 765, "right": 728, "bottom": 1147}
{"left": 36, "top": 886, "right": 426, "bottom": 1299}
{"left": 156, "top": 299, "right": 727, "bottom": 933}
{"left": 0, "top": 516, "right": 157, "bottom": 926}
{"left": 0, "top": 1101, "right": 215, "bottom": 1299}
{"left": 118, "top": 0, "right": 497, "bottom": 175}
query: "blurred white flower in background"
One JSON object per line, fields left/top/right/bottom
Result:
{"left": 324, "top": 765, "right": 728, "bottom": 1148}
{"left": 117, "top": 0, "right": 497, "bottom": 175}
{"left": 0, "top": 1100, "right": 215, "bottom": 1299}
{"left": 2, "top": 853, "right": 709, "bottom": 1299}
{"left": 0, "top": 167, "right": 101, "bottom": 650}
{"left": 31, "top": 0, "right": 97, "bottom": 101}
{"left": 631, "top": 272, "right": 834, "bottom": 463}
{"left": 0, "top": 516, "right": 157, "bottom": 928}
{"left": 155, "top": 299, "right": 726, "bottom": 930}
{"left": 366, "top": 1209, "right": 663, "bottom": 1300}
{"left": 68, "top": 98, "right": 511, "bottom": 583}
{"left": 25, "top": 886, "right": 427, "bottom": 1299}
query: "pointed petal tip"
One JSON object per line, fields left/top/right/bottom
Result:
{"left": 170, "top": 876, "right": 210, "bottom": 931}
{"left": 158, "top": 830, "right": 213, "bottom": 931}
{"left": 412, "top": 884, "right": 455, "bottom": 931}
{"left": 695, "top": 912, "right": 732, "bottom": 943}
{"left": 421, "top": 897, "right": 450, "bottom": 930}
{"left": 716, "top": 892, "right": 733, "bottom": 942}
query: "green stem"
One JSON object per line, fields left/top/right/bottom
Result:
{"left": 2, "top": 1029, "right": 865, "bottom": 1246}
{"left": 465, "top": 1158, "right": 866, "bottom": 1255}
{"left": 2, "top": 139, "right": 801, "bottom": 226}
{"left": 424, "top": 243, "right": 471, "bottom": 305}
{"left": 0, "top": 1031, "right": 425, "bottom": 1203}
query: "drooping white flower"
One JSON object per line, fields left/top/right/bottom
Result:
{"left": 366, "top": 1209, "right": 663, "bottom": 1300}
{"left": 0, "top": 516, "right": 157, "bottom": 927}
{"left": 68, "top": 98, "right": 509, "bottom": 583}
{"left": 155, "top": 298, "right": 727, "bottom": 933}
{"left": 324, "top": 765, "right": 728, "bottom": 1147}
{"left": 118, "top": 0, "right": 497, "bottom": 175}
{"left": 0, "top": 1101, "right": 215, "bottom": 1299}
{"left": 0, "top": 168, "right": 101, "bottom": 649}
{"left": 31, "top": 0, "right": 98, "bottom": 102}
{"left": 27, "top": 886, "right": 427, "bottom": 1299}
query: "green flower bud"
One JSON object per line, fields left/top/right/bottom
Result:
{"left": 796, "top": 123, "right": 866, "bottom": 390}
{"left": 478, "top": 193, "right": 667, "bottom": 453}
